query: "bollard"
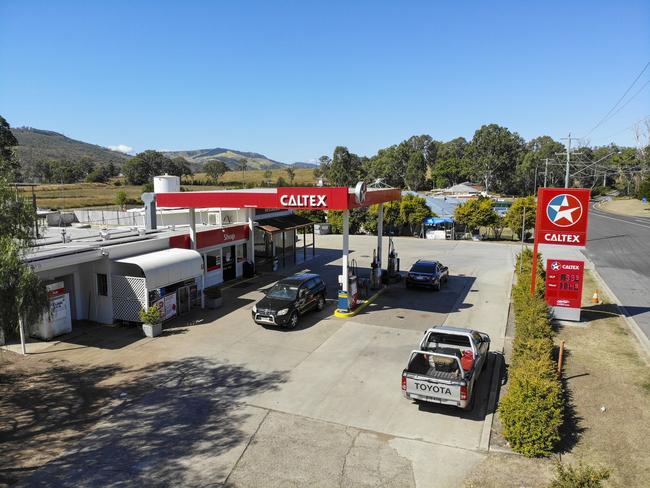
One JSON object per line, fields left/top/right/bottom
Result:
{"left": 557, "top": 340, "right": 565, "bottom": 377}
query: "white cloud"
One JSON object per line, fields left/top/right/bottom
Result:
{"left": 108, "top": 144, "right": 133, "bottom": 154}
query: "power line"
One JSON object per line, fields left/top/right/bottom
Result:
{"left": 584, "top": 60, "right": 650, "bottom": 137}
{"left": 600, "top": 115, "right": 650, "bottom": 141}
{"left": 601, "top": 78, "right": 650, "bottom": 124}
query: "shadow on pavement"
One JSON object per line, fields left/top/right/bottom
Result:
{"left": 1, "top": 357, "right": 287, "bottom": 488}
{"left": 413, "top": 351, "right": 504, "bottom": 421}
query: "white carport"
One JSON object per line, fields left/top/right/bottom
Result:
{"left": 112, "top": 248, "right": 204, "bottom": 322}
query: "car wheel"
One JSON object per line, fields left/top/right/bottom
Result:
{"left": 287, "top": 312, "right": 299, "bottom": 329}
{"left": 433, "top": 281, "right": 441, "bottom": 291}
{"left": 316, "top": 295, "right": 325, "bottom": 311}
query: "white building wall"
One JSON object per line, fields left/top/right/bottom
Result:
{"left": 84, "top": 258, "right": 115, "bottom": 324}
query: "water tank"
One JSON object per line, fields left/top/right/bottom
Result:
{"left": 153, "top": 174, "right": 180, "bottom": 193}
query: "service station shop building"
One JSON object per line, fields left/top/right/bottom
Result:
{"left": 24, "top": 185, "right": 399, "bottom": 340}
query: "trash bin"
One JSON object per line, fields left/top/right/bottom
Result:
{"left": 243, "top": 260, "right": 255, "bottom": 278}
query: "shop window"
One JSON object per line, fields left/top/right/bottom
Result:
{"left": 97, "top": 274, "right": 108, "bottom": 296}
{"left": 206, "top": 251, "right": 221, "bottom": 272}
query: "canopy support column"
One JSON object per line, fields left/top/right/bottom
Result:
{"left": 189, "top": 208, "right": 197, "bottom": 250}
{"left": 247, "top": 208, "right": 255, "bottom": 267}
{"left": 341, "top": 210, "right": 350, "bottom": 294}
{"left": 377, "top": 203, "right": 384, "bottom": 271}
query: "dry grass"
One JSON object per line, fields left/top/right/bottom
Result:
{"left": 599, "top": 198, "right": 650, "bottom": 217}
{"left": 18, "top": 183, "right": 145, "bottom": 209}
{"left": 189, "top": 167, "right": 316, "bottom": 185}
{"left": 553, "top": 272, "right": 650, "bottom": 487}
{"left": 464, "top": 271, "right": 650, "bottom": 487}
{"left": 464, "top": 453, "right": 554, "bottom": 488}
{"left": 19, "top": 168, "right": 317, "bottom": 209}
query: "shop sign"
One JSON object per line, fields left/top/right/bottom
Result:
{"left": 279, "top": 194, "right": 327, "bottom": 208}
{"left": 46, "top": 281, "right": 65, "bottom": 299}
{"left": 169, "top": 224, "right": 249, "bottom": 250}
{"left": 535, "top": 188, "right": 591, "bottom": 247}
{"left": 545, "top": 259, "right": 584, "bottom": 309}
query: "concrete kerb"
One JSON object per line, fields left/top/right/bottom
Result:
{"left": 478, "top": 262, "right": 514, "bottom": 452}
{"left": 333, "top": 287, "right": 387, "bottom": 318}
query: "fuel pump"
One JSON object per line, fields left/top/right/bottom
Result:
{"left": 338, "top": 259, "right": 359, "bottom": 312}
{"left": 384, "top": 237, "right": 401, "bottom": 284}
{"left": 370, "top": 249, "right": 382, "bottom": 290}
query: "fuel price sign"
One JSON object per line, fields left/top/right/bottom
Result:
{"left": 545, "top": 259, "right": 584, "bottom": 310}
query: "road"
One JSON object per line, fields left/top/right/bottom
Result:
{"left": 584, "top": 203, "right": 650, "bottom": 342}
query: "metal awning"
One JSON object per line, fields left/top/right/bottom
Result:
{"left": 116, "top": 248, "right": 203, "bottom": 290}
{"left": 257, "top": 214, "right": 314, "bottom": 233}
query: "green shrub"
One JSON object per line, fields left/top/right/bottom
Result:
{"left": 548, "top": 460, "right": 610, "bottom": 488}
{"left": 499, "top": 365, "right": 564, "bottom": 456}
{"left": 501, "top": 249, "right": 565, "bottom": 457}
{"left": 139, "top": 306, "right": 161, "bottom": 324}
{"left": 515, "top": 298, "right": 554, "bottom": 341}
{"left": 511, "top": 336, "right": 555, "bottom": 369}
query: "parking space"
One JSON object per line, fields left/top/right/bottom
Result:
{"left": 15, "top": 235, "right": 517, "bottom": 487}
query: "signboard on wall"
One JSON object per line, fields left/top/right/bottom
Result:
{"left": 535, "top": 188, "right": 591, "bottom": 248}
{"left": 46, "top": 281, "right": 65, "bottom": 299}
{"left": 154, "top": 293, "right": 177, "bottom": 321}
{"left": 169, "top": 224, "right": 249, "bottom": 250}
{"left": 545, "top": 259, "right": 584, "bottom": 321}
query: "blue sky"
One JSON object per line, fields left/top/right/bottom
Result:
{"left": 1, "top": 1, "right": 649, "bottom": 163}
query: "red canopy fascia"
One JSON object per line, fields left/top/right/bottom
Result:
{"left": 155, "top": 187, "right": 400, "bottom": 210}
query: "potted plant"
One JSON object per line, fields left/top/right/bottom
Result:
{"left": 204, "top": 286, "right": 223, "bottom": 309}
{"left": 140, "top": 306, "right": 163, "bottom": 337}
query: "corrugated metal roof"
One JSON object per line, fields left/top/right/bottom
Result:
{"left": 257, "top": 214, "right": 314, "bottom": 233}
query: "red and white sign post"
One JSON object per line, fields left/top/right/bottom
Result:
{"left": 531, "top": 188, "right": 591, "bottom": 321}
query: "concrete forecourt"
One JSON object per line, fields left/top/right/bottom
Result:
{"left": 18, "top": 235, "right": 516, "bottom": 488}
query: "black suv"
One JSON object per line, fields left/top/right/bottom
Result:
{"left": 405, "top": 259, "right": 449, "bottom": 290}
{"left": 252, "top": 273, "right": 327, "bottom": 328}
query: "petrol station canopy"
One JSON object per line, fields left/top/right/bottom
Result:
{"left": 155, "top": 186, "right": 401, "bottom": 210}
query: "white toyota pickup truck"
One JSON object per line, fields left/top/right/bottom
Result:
{"left": 401, "top": 326, "right": 490, "bottom": 411}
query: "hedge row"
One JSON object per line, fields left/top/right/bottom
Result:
{"left": 499, "top": 248, "right": 565, "bottom": 457}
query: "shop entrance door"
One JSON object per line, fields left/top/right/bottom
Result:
{"left": 223, "top": 245, "right": 236, "bottom": 282}
{"left": 177, "top": 286, "right": 191, "bottom": 315}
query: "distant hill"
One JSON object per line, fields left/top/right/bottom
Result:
{"left": 11, "top": 126, "right": 296, "bottom": 175}
{"left": 12, "top": 128, "right": 130, "bottom": 169}
{"left": 163, "top": 148, "right": 286, "bottom": 171}
{"left": 291, "top": 162, "right": 317, "bottom": 168}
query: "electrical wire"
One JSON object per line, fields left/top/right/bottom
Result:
{"left": 584, "top": 61, "right": 650, "bottom": 137}
{"left": 602, "top": 79, "right": 650, "bottom": 123}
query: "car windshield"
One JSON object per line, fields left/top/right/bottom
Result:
{"left": 411, "top": 262, "right": 436, "bottom": 273}
{"left": 266, "top": 283, "right": 299, "bottom": 300}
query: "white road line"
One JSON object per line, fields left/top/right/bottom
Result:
{"left": 590, "top": 211, "right": 650, "bottom": 229}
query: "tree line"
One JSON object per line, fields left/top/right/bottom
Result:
{"left": 317, "top": 124, "right": 650, "bottom": 196}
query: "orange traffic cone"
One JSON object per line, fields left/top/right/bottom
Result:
{"left": 592, "top": 290, "right": 600, "bottom": 304}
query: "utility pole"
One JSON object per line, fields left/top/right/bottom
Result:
{"left": 558, "top": 133, "right": 582, "bottom": 188}
{"left": 543, "top": 158, "right": 550, "bottom": 187}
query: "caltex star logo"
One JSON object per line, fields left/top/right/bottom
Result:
{"left": 546, "top": 194, "right": 583, "bottom": 228}
{"left": 551, "top": 261, "right": 560, "bottom": 271}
